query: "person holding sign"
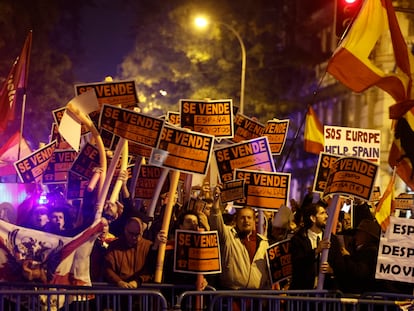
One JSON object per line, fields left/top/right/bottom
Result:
{"left": 161, "top": 211, "right": 208, "bottom": 289}
{"left": 209, "top": 185, "right": 270, "bottom": 290}
{"left": 290, "top": 202, "right": 343, "bottom": 290}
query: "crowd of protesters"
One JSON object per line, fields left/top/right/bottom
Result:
{"left": 0, "top": 173, "right": 413, "bottom": 299}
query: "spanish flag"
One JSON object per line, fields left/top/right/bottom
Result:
{"left": 327, "top": 0, "right": 413, "bottom": 119}
{"left": 304, "top": 106, "right": 324, "bottom": 154}
{"left": 375, "top": 167, "right": 396, "bottom": 232}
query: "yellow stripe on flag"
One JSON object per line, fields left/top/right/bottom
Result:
{"left": 304, "top": 106, "right": 324, "bottom": 154}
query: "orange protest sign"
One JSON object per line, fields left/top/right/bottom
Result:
{"left": 14, "top": 141, "right": 57, "bottom": 183}
{"left": 180, "top": 99, "right": 234, "bottom": 139}
{"left": 75, "top": 80, "right": 138, "bottom": 109}
{"left": 267, "top": 239, "right": 292, "bottom": 284}
{"left": 167, "top": 111, "right": 180, "bottom": 125}
{"left": 234, "top": 169, "right": 290, "bottom": 210}
{"left": 70, "top": 143, "right": 100, "bottom": 180}
{"left": 134, "top": 165, "right": 170, "bottom": 199}
{"left": 174, "top": 230, "right": 221, "bottom": 274}
{"left": 231, "top": 113, "right": 264, "bottom": 143}
{"left": 215, "top": 137, "right": 275, "bottom": 182}
{"left": 323, "top": 156, "right": 378, "bottom": 201}
{"left": 43, "top": 150, "right": 78, "bottom": 184}
{"left": 99, "top": 104, "right": 165, "bottom": 148}
{"left": 313, "top": 152, "right": 340, "bottom": 193}
{"left": 263, "top": 119, "right": 289, "bottom": 155}
{"left": 158, "top": 124, "right": 214, "bottom": 175}
{"left": 221, "top": 179, "right": 245, "bottom": 203}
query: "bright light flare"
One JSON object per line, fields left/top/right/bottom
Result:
{"left": 344, "top": 0, "right": 357, "bottom": 3}
{"left": 194, "top": 16, "right": 209, "bottom": 29}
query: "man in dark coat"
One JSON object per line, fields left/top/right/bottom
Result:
{"left": 336, "top": 219, "right": 381, "bottom": 294}
{"left": 290, "top": 202, "right": 343, "bottom": 290}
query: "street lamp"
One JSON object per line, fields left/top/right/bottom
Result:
{"left": 194, "top": 16, "right": 246, "bottom": 114}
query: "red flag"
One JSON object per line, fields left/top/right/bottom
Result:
{"left": 0, "top": 131, "right": 31, "bottom": 176}
{"left": 0, "top": 31, "right": 32, "bottom": 133}
{"left": 374, "top": 167, "right": 396, "bottom": 232}
{"left": 304, "top": 106, "right": 324, "bottom": 154}
{"left": 327, "top": 0, "right": 413, "bottom": 119}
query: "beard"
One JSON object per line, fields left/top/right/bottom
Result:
{"left": 316, "top": 219, "right": 326, "bottom": 230}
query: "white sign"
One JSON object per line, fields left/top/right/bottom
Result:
{"left": 324, "top": 125, "right": 381, "bottom": 162}
{"left": 376, "top": 216, "right": 414, "bottom": 284}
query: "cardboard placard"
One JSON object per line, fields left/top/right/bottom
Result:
{"left": 157, "top": 124, "right": 214, "bottom": 175}
{"left": 323, "top": 156, "right": 378, "bottom": 201}
{"left": 66, "top": 171, "right": 88, "bottom": 200}
{"left": 180, "top": 99, "right": 234, "bottom": 139}
{"left": 376, "top": 217, "right": 414, "bottom": 284}
{"left": 14, "top": 141, "right": 57, "bottom": 183}
{"left": 221, "top": 179, "right": 245, "bottom": 203}
{"left": 43, "top": 150, "right": 78, "bottom": 184}
{"left": 99, "top": 104, "right": 164, "bottom": 148}
{"left": 174, "top": 230, "right": 221, "bottom": 274}
{"left": 324, "top": 125, "right": 381, "bottom": 163}
{"left": 214, "top": 137, "right": 275, "bottom": 182}
{"left": 263, "top": 119, "right": 289, "bottom": 155}
{"left": 75, "top": 80, "right": 139, "bottom": 109}
{"left": 234, "top": 169, "right": 290, "bottom": 210}
{"left": 167, "top": 111, "right": 180, "bottom": 125}
{"left": 313, "top": 152, "right": 340, "bottom": 193}
{"left": 134, "top": 165, "right": 170, "bottom": 199}
{"left": 231, "top": 113, "right": 265, "bottom": 143}
{"left": 70, "top": 143, "right": 100, "bottom": 180}
{"left": 267, "top": 239, "right": 292, "bottom": 284}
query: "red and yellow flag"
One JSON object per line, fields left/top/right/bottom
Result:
{"left": 327, "top": 0, "right": 414, "bottom": 189}
{"left": 327, "top": 0, "right": 413, "bottom": 118}
{"left": 375, "top": 167, "right": 396, "bottom": 232}
{"left": 304, "top": 106, "right": 324, "bottom": 154}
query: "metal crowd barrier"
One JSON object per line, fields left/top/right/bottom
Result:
{"left": 360, "top": 292, "right": 414, "bottom": 311}
{"left": 175, "top": 289, "right": 342, "bottom": 311}
{"left": 175, "top": 289, "right": 414, "bottom": 311}
{"left": 0, "top": 285, "right": 168, "bottom": 311}
{"left": 140, "top": 282, "right": 216, "bottom": 309}
{"left": 1, "top": 283, "right": 414, "bottom": 311}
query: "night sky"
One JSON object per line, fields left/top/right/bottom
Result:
{"left": 74, "top": 0, "right": 135, "bottom": 83}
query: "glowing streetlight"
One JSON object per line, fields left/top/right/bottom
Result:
{"left": 194, "top": 16, "right": 246, "bottom": 114}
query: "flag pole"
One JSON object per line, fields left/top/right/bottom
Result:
{"left": 278, "top": 64, "right": 332, "bottom": 172}
{"left": 16, "top": 31, "right": 33, "bottom": 182}
{"left": 17, "top": 92, "right": 27, "bottom": 162}
{"left": 279, "top": 102, "right": 311, "bottom": 172}
{"left": 15, "top": 92, "right": 27, "bottom": 183}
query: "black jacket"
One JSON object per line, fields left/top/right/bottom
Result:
{"left": 290, "top": 228, "right": 343, "bottom": 290}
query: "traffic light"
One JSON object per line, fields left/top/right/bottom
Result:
{"left": 335, "top": 0, "right": 363, "bottom": 37}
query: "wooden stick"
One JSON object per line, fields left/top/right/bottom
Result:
{"left": 147, "top": 168, "right": 169, "bottom": 218}
{"left": 317, "top": 195, "right": 342, "bottom": 289}
{"left": 109, "top": 141, "right": 129, "bottom": 203}
{"left": 95, "top": 138, "right": 126, "bottom": 217}
{"left": 154, "top": 169, "right": 180, "bottom": 283}
{"left": 129, "top": 155, "right": 143, "bottom": 198}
